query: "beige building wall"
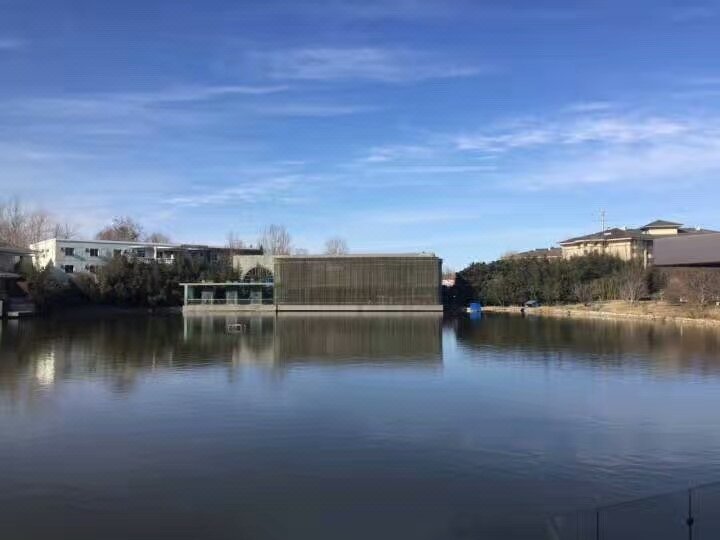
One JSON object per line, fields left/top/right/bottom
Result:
{"left": 561, "top": 239, "right": 651, "bottom": 264}
{"left": 645, "top": 228, "right": 679, "bottom": 236}
{"left": 561, "top": 242, "right": 635, "bottom": 260}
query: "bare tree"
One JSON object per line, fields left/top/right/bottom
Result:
{"left": 0, "top": 197, "right": 75, "bottom": 246}
{"left": 258, "top": 224, "right": 292, "bottom": 255}
{"left": 616, "top": 265, "right": 648, "bottom": 303}
{"left": 145, "top": 232, "right": 172, "bottom": 244}
{"left": 324, "top": 236, "right": 349, "bottom": 255}
{"left": 665, "top": 269, "right": 720, "bottom": 305}
{"left": 225, "top": 231, "right": 246, "bottom": 250}
{"left": 96, "top": 216, "right": 144, "bottom": 241}
{"left": 53, "top": 222, "right": 78, "bottom": 240}
{"left": 442, "top": 265, "right": 456, "bottom": 280}
{"left": 573, "top": 282, "right": 594, "bottom": 304}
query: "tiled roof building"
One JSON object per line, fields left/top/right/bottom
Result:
{"left": 559, "top": 220, "right": 717, "bottom": 266}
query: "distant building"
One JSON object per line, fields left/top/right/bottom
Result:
{"left": 559, "top": 220, "right": 716, "bottom": 266}
{"left": 504, "top": 247, "right": 562, "bottom": 261}
{"left": 0, "top": 244, "right": 34, "bottom": 316}
{"left": 30, "top": 238, "right": 261, "bottom": 274}
{"left": 182, "top": 253, "right": 443, "bottom": 312}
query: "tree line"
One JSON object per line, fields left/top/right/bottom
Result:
{"left": 21, "top": 254, "right": 240, "bottom": 311}
{"left": 448, "top": 254, "right": 657, "bottom": 307}
{"left": 1, "top": 198, "right": 350, "bottom": 256}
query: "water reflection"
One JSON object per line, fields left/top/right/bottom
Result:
{"left": 4, "top": 313, "right": 720, "bottom": 539}
{"left": 454, "top": 314, "right": 720, "bottom": 376}
{"left": 0, "top": 313, "right": 443, "bottom": 398}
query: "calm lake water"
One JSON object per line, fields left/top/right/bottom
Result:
{"left": 2, "top": 312, "right": 720, "bottom": 539}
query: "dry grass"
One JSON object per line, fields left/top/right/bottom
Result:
{"left": 560, "top": 300, "right": 720, "bottom": 321}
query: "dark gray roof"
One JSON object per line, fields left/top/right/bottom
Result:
{"left": 560, "top": 228, "right": 646, "bottom": 245}
{"left": 641, "top": 220, "right": 684, "bottom": 229}
{"left": 510, "top": 247, "right": 562, "bottom": 258}
{"left": 560, "top": 223, "right": 718, "bottom": 245}
{"left": 0, "top": 244, "right": 34, "bottom": 256}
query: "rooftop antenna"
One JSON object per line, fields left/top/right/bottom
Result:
{"left": 600, "top": 209, "right": 607, "bottom": 232}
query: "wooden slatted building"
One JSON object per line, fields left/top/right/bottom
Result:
{"left": 273, "top": 254, "right": 442, "bottom": 311}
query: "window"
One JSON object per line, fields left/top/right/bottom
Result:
{"left": 86, "top": 265, "right": 96, "bottom": 273}
{"left": 63, "top": 265, "right": 74, "bottom": 273}
{"left": 89, "top": 248, "right": 99, "bottom": 257}
{"left": 62, "top": 247, "right": 75, "bottom": 256}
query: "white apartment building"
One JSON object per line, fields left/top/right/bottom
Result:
{"left": 30, "top": 238, "right": 178, "bottom": 274}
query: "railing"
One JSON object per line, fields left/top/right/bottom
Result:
{"left": 133, "top": 257, "right": 176, "bottom": 264}
{"left": 548, "top": 481, "right": 720, "bottom": 539}
{"left": 186, "top": 298, "right": 274, "bottom": 305}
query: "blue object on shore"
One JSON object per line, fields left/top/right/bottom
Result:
{"left": 468, "top": 302, "right": 482, "bottom": 313}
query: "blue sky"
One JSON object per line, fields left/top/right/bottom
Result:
{"left": 3, "top": 0, "right": 720, "bottom": 267}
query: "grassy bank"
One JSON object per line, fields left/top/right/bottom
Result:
{"left": 482, "top": 301, "right": 720, "bottom": 328}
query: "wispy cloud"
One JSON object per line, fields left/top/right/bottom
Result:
{"left": 564, "top": 101, "right": 616, "bottom": 113}
{"left": 250, "top": 47, "right": 483, "bottom": 83}
{"left": 667, "top": 5, "right": 717, "bottom": 22}
{"left": 0, "top": 83, "right": 371, "bottom": 139}
{"left": 260, "top": 0, "right": 580, "bottom": 23}
{"left": 0, "top": 38, "right": 24, "bottom": 51}
{"left": 366, "top": 208, "right": 480, "bottom": 225}
{"left": 251, "top": 103, "right": 378, "bottom": 117}
{"left": 362, "top": 144, "right": 440, "bottom": 163}
{"left": 517, "top": 138, "right": 720, "bottom": 190}
{"left": 369, "top": 164, "right": 496, "bottom": 174}
{"left": 455, "top": 116, "right": 690, "bottom": 152}
{"left": 455, "top": 111, "right": 720, "bottom": 190}
{"left": 0, "top": 142, "right": 91, "bottom": 162}
{"left": 166, "top": 174, "right": 317, "bottom": 208}
{"left": 353, "top": 105, "right": 720, "bottom": 192}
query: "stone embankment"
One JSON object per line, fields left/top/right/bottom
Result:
{"left": 481, "top": 301, "right": 720, "bottom": 328}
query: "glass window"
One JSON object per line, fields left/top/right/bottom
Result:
{"left": 63, "top": 247, "right": 75, "bottom": 256}
{"left": 113, "top": 249, "right": 122, "bottom": 257}
{"left": 63, "top": 265, "right": 74, "bottom": 273}
{"left": 89, "top": 248, "right": 99, "bottom": 257}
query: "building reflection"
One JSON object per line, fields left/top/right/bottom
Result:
{"left": 0, "top": 313, "right": 443, "bottom": 399}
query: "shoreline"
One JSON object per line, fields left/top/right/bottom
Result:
{"left": 481, "top": 302, "right": 720, "bottom": 328}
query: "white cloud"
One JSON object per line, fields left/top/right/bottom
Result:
{"left": 366, "top": 208, "right": 479, "bottom": 225}
{"left": 363, "top": 144, "right": 439, "bottom": 163}
{"left": 250, "top": 47, "right": 482, "bottom": 83}
{"left": 257, "top": 0, "right": 579, "bottom": 23}
{"left": 370, "top": 164, "right": 496, "bottom": 174}
{"left": 517, "top": 139, "right": 720, "bottom": 190}
{"left": 455, "top": 116, "right": 690, "bottom": 152}
{"left": 251, "top": 103, "right": 378, "bottom": 117}
{"left": 667, "top": 6, "right": 717, "bottom": 22}
{"left": 0, "top": 38, "right": 24, "bottom": 50}
{"left": 166, "top": 174, "right": 318, "bottom": 208}
{"left": 564, "top": 101, "right": 616, "bottom": 113}
{"left": 138, "top": 85, "right": 290, "bottom": 102}
{"left": 355, "top": 106, "right": 720, "bottom": 192}
{"left": 0, "top": 83, "right": 370, "bottom": 139}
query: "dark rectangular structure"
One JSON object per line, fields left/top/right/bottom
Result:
{"left": 654, "top": 233, "right": 720, "bottom": 267}
{"left": 273, "top": 254, "right": 442, "bottom": 310}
